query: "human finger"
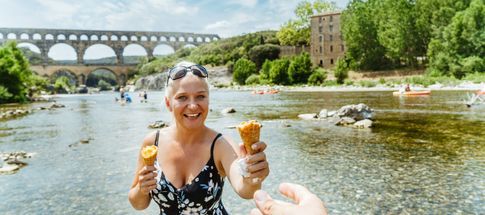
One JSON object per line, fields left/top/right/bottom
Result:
{"left": 254, "top": 190, "right": 297, "bottom": 215}
{"left": 251, "top": 141, "right": 267, "bottom": 153}
{"left": 247, "top": 160, "right": 269, "bottom": 173}
{"left": 278, "top": 183, "right": 313, "bottom": 204}
{"left": 238, "top": 143, "right": 248, "bottom": 158}
{"left": 246, "top": 152, "right": 266, "bottom": 164}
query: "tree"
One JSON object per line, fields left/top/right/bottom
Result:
{"left": 288, "top": 52, "right": 313, "bottom": 84}
{"left": 428, "top": 0, "right": 483, "bottom": 78}
{"left": 277, "top": 0, "right": 337, "bottom": 46}
{"left": 341, "top": 0, "right": 391, "bottom": 70}
{"left": 248, "top": 44, "right": 280, "bottom": 69}
{"left": 269, "top": 59, "right": 290, "bottom": 85}
{"left": 308, "top": 68, "right": 327, "bottom": 85}
{"left": 233, "top": 58, "right": 257, "bottom": 85}
{"left": 0, "top": 41, "right": 33, "bottom": 103}
{"left": 334, "top": 58, "right": 349, "bottom": 84}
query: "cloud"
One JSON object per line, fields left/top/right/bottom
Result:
{"left": 227, "top": 0, "right": 258, "bottom": 7}
{"left": 205, "top": 21, "right": 230, "bottom": 31}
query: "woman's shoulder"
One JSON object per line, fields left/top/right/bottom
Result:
{"left": 141, "top": 127, "right": 171, "bottom": 147}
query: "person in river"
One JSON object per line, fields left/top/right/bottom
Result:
{"left": 128, "top": 61, "right": 270, "bottom": 214}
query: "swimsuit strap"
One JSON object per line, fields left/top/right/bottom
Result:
{"left": 210, "top": 133, "right": 223, "bottom": 159}
{"left": 154, "top": 130, "right": 160, "bottom": 146}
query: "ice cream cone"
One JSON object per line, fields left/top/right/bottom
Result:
{"left": 237, "top": 120, "right": 262, "bottom": 155}
{"left": 141, "top": 145, "right": 158, "bottom": 165}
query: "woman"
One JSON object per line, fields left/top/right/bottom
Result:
{"left": 128, "top": 62, "right": 270, "bottom": 214}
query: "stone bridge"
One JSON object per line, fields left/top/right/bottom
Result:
{"left": 0, "top": 27, "right": 220, "bottom": 85}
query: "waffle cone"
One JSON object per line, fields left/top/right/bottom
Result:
{"left": 237, "top": 120, "right": 262, "bottom": 155}
{"left": 141, "top": 145, "right": 158, "bottom": 166}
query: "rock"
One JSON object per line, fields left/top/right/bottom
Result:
{"left": 221, "top": 107, "right": 236, "bottom": 114}
{"left": 318, "top": 109, "right": 328, "bottom": 118}
{"left": 335, "top": 103, "right": 373, "bottom": 121}
{"left": 80, "top": 138, "right": 90, "bottom": 144}
{"left": 353, "top": 119, "right": 373, "bottom": 128}
{"left": 50, "top": 103, "right": 66, "bottom": 108}
{"left": 335, "top": 117, "right": 356, "bottom": 126}
{"left": 298, "top": 113, "right": 318, "bottom": 120}
{"left": 327, "top": 111, "right": 336, "bottom": 117}
{"left": 148, "top": 120, "right": 169, "bottom": 129}
{"left": 0, "top": 164, "right": 20, "bottom": 174}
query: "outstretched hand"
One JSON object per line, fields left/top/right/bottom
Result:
{"left": 239, "top": 141, "right": 269, "bottom": 184}
{"left": 250, "top": 183, "right": 327, "bottom": 215}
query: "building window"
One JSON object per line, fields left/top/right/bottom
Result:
{"left": 330, "top": 16, "right": 333, "bottom": 22}
{"left": 329, "top": 25, "right": 333, "bottom": 32}
{"left": 331, "top": 59, "right": 334, "bottom": 64}
{"left": 318, "top": 26, "right": 322, "bottom": 33}
{"left": 341, "top": 45, "right": 345, "bottom": 51}
{"left": 319, "top": 17, "right": 322, "bottom": 23}
{"left": 330, "top": 45, "right": 333, "bottom": 52}
{"left": 319, "top": 46, "right": 322, "bottom": 53}
{"left": 319, "top": 60, "right": 323, "bottom": 66}
{"left": 330, "top": 35, "right": 333, "bottom": 41}
{"left": 319, "top": 36, "right": 322, "bottom": 42}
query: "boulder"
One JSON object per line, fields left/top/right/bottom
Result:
{"left": 148, "top": 120, "right": 169, "bottom": 129}
{"left": 353, "top": 119, "right": 373, "bottom": 128}
{"left": 335, "top": 103, "right": 373, "bottom": 121}
{"left": 335, "top": 117, "right": 356, "bottom": 126}
{"left": 221, "top": 107, "right": 236, "bottom": 114}
{"left": 298, "top": 113, "right": 318, "bottom": 120}
{"left": 318, "top": 109, "right": 328, "bottom": 118}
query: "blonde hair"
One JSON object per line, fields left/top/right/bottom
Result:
{"left": 164, "top": 61, "right": 209, "bottom": 98}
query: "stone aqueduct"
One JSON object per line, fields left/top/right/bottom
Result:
{"left": 0, "top": 28, "right": 220, "bottom": 85}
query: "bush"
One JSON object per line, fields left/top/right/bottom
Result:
{"left": 97, "top": 80, "right": 112, "bottom": 91}
{"left": 0, "top": 41, "right": 33, "bottom": 103}
{"left": 334, "top": 58, "right": 349, "bottom": 84}
{"left": 463, "top": 72, "right": 485, "bottom": 83}
{"left": 248, "top": 44, "right": 280, "bottom": 69}
{"left": 288, "top": 52, "right": 313, "bottom": 84}
{"left": 233, "top": 58, "right": 257, "bottom": 85}
{"left": 259, "top": 59, "right": 272, "bottom": 80}
{"left": 269, "top": 59, "right": 290, "bottom": 85}
{"left": 308, "top": 68, "right": 327, "bottom": 85}
{"left": 245, "top": 74, "right": 261, "bottom": 85}
{"left": 460, "top": 56, "right": 484, "bottom": 75}
{"left": 358, "top": 80, "right": 377, "bottom": 87}
{"left": 54, "top": 76, "right": 73, "bottom": 94}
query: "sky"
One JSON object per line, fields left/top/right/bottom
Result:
{"left": 0, "top": 0, "right": 349, "bottom": 60}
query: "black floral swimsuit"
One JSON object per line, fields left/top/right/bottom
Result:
{"left": 150, "top": 131, "right": 228, "bottom": 215}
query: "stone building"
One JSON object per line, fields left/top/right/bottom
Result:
{"left": 310, "top": 11, "right": 345, "bottom": 68}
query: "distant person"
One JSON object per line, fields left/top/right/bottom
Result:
{"left": 404, "top": 84, "right": 411, "bottom": 92}
{"left": 251, "top": 183, "right": 327, "bottom": 215}
{"left": 128, "top": 61, "right": 269, "bottom": 214}
{"left": 125, "top": 94, "right": 132, "bottom": 103}
{"left": 143, "top": 90, "right": 147, "bottom": 102}
{"left": 120, "top": 87, "right": 125, "bottom": 100}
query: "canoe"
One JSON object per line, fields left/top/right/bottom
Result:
{"left": 393, "top": 90, "right": 431, "bottom": 96}
{"left": 476, "top": 90, "right": 485, "bottom": 95}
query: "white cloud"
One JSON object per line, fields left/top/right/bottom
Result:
{"left": 205, "top": 20, "right": 230, "bottom": 31}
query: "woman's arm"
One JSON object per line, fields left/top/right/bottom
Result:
{"left": 216, "top": 137, "right": 270, "bottom": 199}
{"left": 128, "top": 132, "right": 158, "bottom": 210}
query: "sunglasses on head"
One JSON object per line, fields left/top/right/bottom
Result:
{"left": 166, "top": 64, "right": 208, "bottom": 86}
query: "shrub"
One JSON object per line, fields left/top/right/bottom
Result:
{"left": 97, "top": 80, "right": 112, "bottom": 91}
{"left": 269, "top": 59, "right": 290, "bottom": 85}
{"left": 245, "top": 74, "right": 261, "bottom": 85}
{"left": 288, "top": 52, "right": 313, "bottom": 84}
{"left": 233, "top": 58, "right": 257, "bottom": 85}
{"left": 307, "top": 68, "right": 327, "bottom": 85}
{"left": 334, "top": 58, "right": 349, "bottom": 84}
{"left": 259, "top": 59, "right": 272, "bottom": 81}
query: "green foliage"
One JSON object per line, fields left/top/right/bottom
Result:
{"left": 97, "top": 79, "right": 112, "bottom": 91}
{"left": 54, "top": 76, "right": 73, "bottom": 94}
{"left": 288, "top": 52, "right": 313, "bottom": 84}
{"left": 277, "top": 0, "right": 336, "bottom": 46}
{"left": 245, "top": 74, "right": 261, "bottom": 85}
{"left": 269, "top": 59, "right": 290, "bottom": 85}
{"left": 308, "top": 68, "right": 327, "bottom": 85}
{"left": 259, "top": 59, "right": 272, "bottom": 80}
{"left": 248, "top": 44, "right": 280, "bottom": 69}
{"left": 358, "top": 80, "right": 377, "bottom": 87}
{"left": 463, "top": 72, "right": 485, "bottom": 83}
{"left": 428, "top": 0, "right": 483, "bottom": 78}
{"left": 334, "top": 58, "right": 349, "bottom": 84}
{"left": 233, "top": 58, "right": 257, "bottom": 85}
{"left": 0, "top": 41, "right": 33, "bottom": 103}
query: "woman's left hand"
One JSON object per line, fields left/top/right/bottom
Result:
{"left": 241, "top": 141, "right": 269, "bottom": 184}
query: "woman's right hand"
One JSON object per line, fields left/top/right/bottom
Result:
{"left": 137, "top": 165, "right": 157, "bottom": 195}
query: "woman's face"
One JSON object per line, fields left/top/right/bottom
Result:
{"left": 166, "top": 74, "right": 209, "bottom": 129}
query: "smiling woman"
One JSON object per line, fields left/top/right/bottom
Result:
{"left": 128, "top": 61, "right": 270, "bottom": 214}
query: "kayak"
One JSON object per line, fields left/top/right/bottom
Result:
{"left": 476, "top": 90, "right": 485, "bottom": 95}
{"left": 252, "top": 90, "right": 279, "bottom": 95}
{"left": 393, "top": 90, "right": 431, "bottom": 96}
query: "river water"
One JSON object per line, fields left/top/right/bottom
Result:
{"left": 0, "top": 90, "right": 484, "bottom": 214}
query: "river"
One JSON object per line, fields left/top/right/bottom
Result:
{"left": 0, "top": 90, "right": 484, "bottom": 214}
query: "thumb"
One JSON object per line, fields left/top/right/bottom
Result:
{"left": 239, "top": 143, "right": 247, "bottom": 158}
{"left": 253, "top": 190, "right": 274, "bottom": 215}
